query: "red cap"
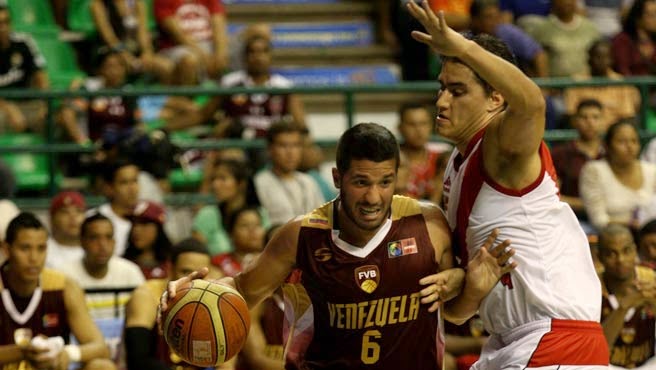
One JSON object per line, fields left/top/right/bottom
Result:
{"left": 132, "top": 201, "right": 166, "bottom": 225}
{"left": 50, "top": 191, "right": 86, "bottom": 215}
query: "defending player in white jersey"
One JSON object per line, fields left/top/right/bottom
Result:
{"left": 408, "top": 1, "right": 609, "bottom": 369}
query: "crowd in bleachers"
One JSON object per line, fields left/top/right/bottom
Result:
{"left": 2, "top": 0, "right": 656, "bottom": 369}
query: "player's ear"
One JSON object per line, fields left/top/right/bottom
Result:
{"left": 332, "top": 168, "right": 341, "bottom": 189}
{"left": 487, "top": 90, "right": 505, "bottom": 112}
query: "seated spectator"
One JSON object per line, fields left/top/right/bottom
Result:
{"left": 611, "top": 0, "right": 656, "bottom": 76}
{"left": 0, "top": 4, "right": 49, "bottom": 134}
{"left": 579, "top": 0, "right": 633, "bottom": 38}
{"left": 551, "top": 99, "right": 605, "bottom": 221}
{"left": 124, "top": 200, "right": 171, "bottom": 279}
{"left": 61, "top": 213, "right": 145, "bottom": 320}
{"left": 165, "top": 33, "right": 305, "bottom": 140}
{"left": 528, "top": 0, "right": 600, "bottom": 78}
{"left": 211, "top": 207, "right": 284, "bottom": 370}
{"left": 90, "top": 158, "right": 140, "bottom": 256}
{"left": 397, "top": 102, "right": 451, "bottom": 200}
{"left": 124, "top": 238, "right": 220, "bottom": 370}
{"left": 57, "top": 49, "right": 138, "bottom": 145}
{"left": 91, "top": 0, "right": 173, "bottom": 83}
{"left": 0, "top": 213, "right": 115, "bottom": 370}
{"left": 470, "top": 0, "right": 548, "bottom": 77}
{"left": 46, "top": 191, "right": 86, "bottom": 269}
{"left": 254, "top": 122, "right": 325, "bottom": 225}
{"left": 598, "top": 224, "right": 656, "bottom": 369}
{"left": 193, "top": 158, "right": 270, "bottom": 256}
{"left": 154, "top": 0, "right": 228, "bottom": 83}
{"left": 580, "top": 120, "right": 656, "bottom": 232}
{"left": 563, "top": 39, "right": 641, "bottom": 131}
{"left": 638, "top": 220, "right": 656, "bottom": 270}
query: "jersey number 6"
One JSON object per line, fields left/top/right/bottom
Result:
{"left": 361, "top": 330, "right": 381, "bottom": 364}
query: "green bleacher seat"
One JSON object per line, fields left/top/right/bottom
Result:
{"left": 32, "top": 36, "right": 86, "bottom": 89}
{"left": 7, "top": 0, "right": 57, "bottom": 30}
{"left": 68, "top": 0, "right": 157, "bottom": 38}
{"left": 0, "top": 133, "right": 61, "bottom": 192}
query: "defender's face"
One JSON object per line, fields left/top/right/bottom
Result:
{"left": 436, "top": 62, "right": 490, "bottom": 144}
{"left": 6, "top": 228, "right": 48, "bottom": 284}
{"left": 334, "top": 159, "right": 396, "bottom": 232}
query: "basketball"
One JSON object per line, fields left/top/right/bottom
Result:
{"left": 162, "top": 279, "right": 251, "bottom": 366}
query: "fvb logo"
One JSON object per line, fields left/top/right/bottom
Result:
{"left": 354, "top": 265, "right": 380, "bottom": 294}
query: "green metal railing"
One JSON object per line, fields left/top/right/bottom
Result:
{"left": 2, "top": 76, "right": 656, "bottom": 208}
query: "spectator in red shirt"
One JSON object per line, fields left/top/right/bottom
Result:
{"left": 154, "top": 0, "right": 228, "bottom": 84}
{"left": 611, "top": 0, "right": 656, "bottom": 76}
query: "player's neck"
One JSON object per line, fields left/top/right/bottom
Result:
{"left": 3, "top": 266, "right": 38, "bottom": 297}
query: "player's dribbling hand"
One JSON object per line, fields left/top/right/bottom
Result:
{"left": 157, "top": 267, "right": 210, "bottom": 334}
{"left": 467, "top": 229, "right": 516, "bottom": 297}
{"left": 406, "top": 1, "right": 469, "bottom": 57}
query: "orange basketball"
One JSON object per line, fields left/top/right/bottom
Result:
{"left": 162, "top": 279, "right": 251, "bottom": 366}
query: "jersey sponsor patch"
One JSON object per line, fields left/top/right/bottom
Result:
{"left": 308, "top": 218, "right": 328, "bottom": 226}
{"left": 387, "top": 238, "right": 418, "bottom": 258}
{"left": 354, "top": 265, "right": 379, "bottom": 294}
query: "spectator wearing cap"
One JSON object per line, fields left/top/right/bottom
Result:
{"left": 46, "top": 191, "right": 86, "bottom": 269}
{"left": 124, "top": 201, "right": 172, "bottom": 279}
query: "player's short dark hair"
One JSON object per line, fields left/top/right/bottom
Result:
{"left": 80, "top": 212, "right": 113, "bottom": 238}
{"left": 171, "top": 238, "right": 210, "bottom": 264}
{"left": 266, "top": 121, "right": 304, "bottom": 145}
{"left": 336, "top": 123, "right": 400, "bottom": 173}
{"left": 441, "top": 33, "right": 517, "bottom": 95}
{"left": 398, "top": 102, "right": 429, "bottom": 121}
{"left": 5, "top": 213, "right": 46, "bottom": 245}
{"left": 576, "top": 99, "right": 602, "bottom": 114}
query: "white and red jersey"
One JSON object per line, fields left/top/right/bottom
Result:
{"left": 443, "top": 129, "right": 601, "bottom": 335}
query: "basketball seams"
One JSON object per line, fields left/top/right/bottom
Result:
{"left": 187, "top": 284, "right": 208, "bottom": 363}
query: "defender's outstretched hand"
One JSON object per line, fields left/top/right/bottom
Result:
{"left": 466, "top": 229, "right": 516, "bottom": 298}
{"left": 157, "top": 267, "right": 210, "bottom": 333}
{"left": 407, "top": 0, "right": 469, "bottom": 57}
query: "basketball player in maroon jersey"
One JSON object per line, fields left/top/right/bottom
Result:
{"left": 162, "top": 123, "right": 515, "bottom": 369}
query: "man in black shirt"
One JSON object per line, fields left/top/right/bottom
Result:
{"left": 0, "top": 3, "right": 49, "bottom": 133}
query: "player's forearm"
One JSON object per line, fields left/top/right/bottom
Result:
{"left": 442, "top": 288, "right": 484, "bottom": 325}
{"left": 601, "top": 307, "right": 630, "bottom": 347}
{"left": 457, "top": 39, "right": 543, "bottom": 115}
{"left": 0, "top": 345, "right": 25, "bottom": 364}
{"left": 79, "top": 341, "right": 110, "bottom": 362}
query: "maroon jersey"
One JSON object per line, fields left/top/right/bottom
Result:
{"left": 0, "top": 266, "right": 70, "bottom": 370}
{"left": 601, "top": 266, "right": 656, "bottom": 368}
{"left": 284, "top": 196, "right": 443, "bottom": 370}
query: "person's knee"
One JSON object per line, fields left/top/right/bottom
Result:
{"left": 81, "top": 358, "right": 117, "bottom": 370}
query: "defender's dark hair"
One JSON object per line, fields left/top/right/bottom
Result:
{"left": 80, "top": 212, "right": 113, "bottom": 238}
{"left": 266, "top": 121, "right": 304, "bottom": 145}
{"left": 336, "top": 123, "right": 400, "bottom": 173}
{"left": 576, "top": 99, "right": 603, "bottom": 114}
{"left": 171, "top": 238, "right": 210, "bottom": 264}
{"left": 442, "top": 33, "right": 517, "bottom": 95}
{"left": 5, "top": 213, "right": 46, "bottom": 244}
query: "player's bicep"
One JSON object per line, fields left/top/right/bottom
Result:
{"left": 235, "top": 221, "right": 300, "bottom": 308}
{"left": 422, "top": 203, "right": 453, "bottom": 268}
